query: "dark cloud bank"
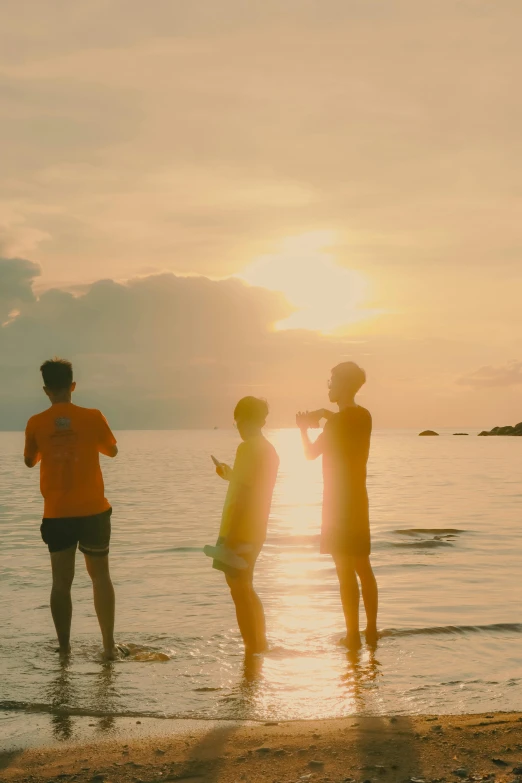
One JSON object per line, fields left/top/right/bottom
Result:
{"left": 0, "top": 257, "right": 353, "bottom": 430}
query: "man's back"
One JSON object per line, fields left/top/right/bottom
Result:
{"left": 321, "top": 405, "right": 372, "bottom": 554}
{"left": 25, "top": 402, "right": 116, "bottom": 519}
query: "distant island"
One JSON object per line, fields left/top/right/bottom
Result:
{"left": 418, "top": 425, "right": 522, "bottom": 437}
{"left": 478, "top": 422, "right": 522, "bottom": 436}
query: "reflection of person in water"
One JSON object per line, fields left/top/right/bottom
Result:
{"left": 236, "top": 653, "right": 265, "bottom": 715}
{"left": 213, "top": 397, "right": 279, "bottom": 655}
{"left": 297, "top": 362, "right": 378, "bottom": 649}
{"left": 341, "top": 645, "right": 381, "bottom": 709}
{"left": 46, "top": 661, "right": 75, "bottom": 741}
{"left": 47, "top": 658, "right": 118, "bottom": 740}
{"left": 93, "top": 665, "right": 118, "bottom": 734}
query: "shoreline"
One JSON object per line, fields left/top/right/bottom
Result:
{"left": 2, "top": 712, "right": 522, "bottom": 783}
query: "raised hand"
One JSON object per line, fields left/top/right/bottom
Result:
{"left": 296, "top": 411, "right": 309, "bottom": 430}
{"left": 296, "top": 410, "right": 321, "bottom": 429}
{"left": 216, "top": 463, "right": 233, "bottom": 481}
{"left": 305, "top": 409, "right": 325, "bottom": 427}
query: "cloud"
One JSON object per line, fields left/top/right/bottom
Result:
{"left": 1, "top": 256, "right": 521, "bottom": 431}
{"left": 0, "top": 258, "right": 356, "bottom": 429}
{"left": 456, "top": 361, "right": 522, "bottom": 389}
{"left": 0, "top": 256, "right": 40, "bottom": 322}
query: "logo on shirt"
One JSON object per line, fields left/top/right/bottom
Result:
{"left": 55, "top": 417, "right": 71, "bottom": 430}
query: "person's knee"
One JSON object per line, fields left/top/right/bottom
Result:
{"left": 354, "top": 557, "right": 374, "bottom": 579}
{"left": 50, "top": 548, "right": 75, "bottom": 590}
{"left": 227, "top": 577, "right": 252, "bottom": 600}
{"left": 90, "top": 572, "right": 113, "bottom": 590}
{"left": 335, "top": 562, "right": 357, "bottom": 590}
{"left": 52, "top": 572, "right": 74, "bottom": 592}
{"left": 85, "top": 556, "right": 112, "bottom": 585}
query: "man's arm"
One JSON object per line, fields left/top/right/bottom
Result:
{"left": 97, "top": 412, "right": 118, "bottom": 458}
{"left": 304, "top": 408, "right": 335, "bottom": 423}
{"left": 23, "top": 422, "right": 41, "bottom": 468}
{"left": 296, "top": 412, "right": 325, "bottom": 460}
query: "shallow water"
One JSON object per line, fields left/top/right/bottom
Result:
{"left": 1, "top": 428, "right": 521, "bottom": 745}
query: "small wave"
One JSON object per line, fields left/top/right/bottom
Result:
{"left": 118, "top": 643, "right": 171, "bottom": 662}
{"left": 0, "top": 701, "right": 267, "bottom": 722}
{"left": 381, "top": 622, "right": 522, "bottom": 638}
{"left": 393, "top": 528, "right": 466, "bottom": 536}
{"left": 0, "top": 701, "right": 165, "bottom": 719}
{"left": 391, "top": 540, "right": 453, "bottom": 549}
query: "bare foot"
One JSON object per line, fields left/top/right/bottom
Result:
{"left": 255, "top": 637, "right": 269, "bottom": 654}
{"left": 339, "top": 631, "right": 362, "bottom": 650}
{"left": 364, "top": 627, "right": 380, "bottom": 647}
{"left": 56, "top": 645, "right": 71, "bottom": 660}
{"left": 102, "top": 644, "right": 129, "bottom": 661}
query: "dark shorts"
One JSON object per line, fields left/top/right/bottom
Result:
{"left": 41, "top": 508, "right": 112, "bottom": 557}
{"left": 320, "top": 522, "right": 371, "bottom": 558}
{"left": 212, "top": 537, "right": 262, "bottom": 580}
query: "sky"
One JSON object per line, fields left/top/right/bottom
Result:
{"left": 1, "top": 1, "right": 522, "bottom": 429}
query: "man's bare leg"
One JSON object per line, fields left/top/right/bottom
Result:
{"left": 251, "top": 586, "right": 268, "bottom": 652}
{"left": 50, "top": 547, "right": 76, "bottom": 656}
{"left": 333, "top": 554, "right": 361, "bottom": 649}
{"left": 84, "top": 554, "right": 117, "bottom": 660}
{"left": 226, "top": 574, "right": 262, "bottom": 655}
{"left": 355, "top": 556, "right": 378, "bottom": 643}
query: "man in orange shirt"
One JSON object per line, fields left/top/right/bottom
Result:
{"left": 24, "top": 358, "right": 120, "bottom": 660}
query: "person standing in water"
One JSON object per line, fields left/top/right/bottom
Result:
{"left": 24, "top": 358, "right": 120, "bottom": 660}
{"left": 296, "top": 362, "right": 378, "bottom": 648}
{"left": 213, "top": 397, "right": 279, "bottom": 655}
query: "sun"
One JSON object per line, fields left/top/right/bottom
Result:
{"left": 238, "top": 231, "right": 376, "bottom": 333}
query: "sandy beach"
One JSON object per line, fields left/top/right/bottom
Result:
{"left": 2, "top": 713, "right": 522, "bottom": 783}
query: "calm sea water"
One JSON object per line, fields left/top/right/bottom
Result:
{"left": 1, "top": 428, "right": 521, "bottom": 747}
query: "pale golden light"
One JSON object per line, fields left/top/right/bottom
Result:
{"left": 239, "top": 231, "right": 375, "bottom": 333}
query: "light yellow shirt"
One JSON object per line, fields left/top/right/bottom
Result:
{"left": 219, "top": 435, "right": 279, "bottom": 545}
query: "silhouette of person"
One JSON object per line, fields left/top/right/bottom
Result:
{"left": 24, "top": 358, "right": 120, "bottom": 660}
{"left": 213, "top": 397, "right": 279, "bottom": 655}
{"left": 296, "top": 362, "right": 378, "bottom": 649}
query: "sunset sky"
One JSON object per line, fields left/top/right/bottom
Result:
{"left": 1, "top": 1, "right": 521, "bottom": 429}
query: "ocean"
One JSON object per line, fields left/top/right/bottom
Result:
{"left": 1, "top": 428, "right": 521, "bottom": 749}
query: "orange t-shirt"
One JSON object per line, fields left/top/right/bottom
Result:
{"left": 24, "top": 403, "right": 116, "bottom": 519}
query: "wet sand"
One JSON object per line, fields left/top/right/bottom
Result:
{"left": 2, "top": 712, "right": 522, "bottom": 783}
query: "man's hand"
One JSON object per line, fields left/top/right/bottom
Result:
{"left": 296, "top": 410, "right": 323, "bottom": 429}
{"left": 216, "top": 463, "right": 233, "bottom": 481}
{"left": 296, "top": 411, "right": 309, "bottom": 430}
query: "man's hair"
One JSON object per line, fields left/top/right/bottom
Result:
{"left": 331, "top": 361, "right": 366, "bottom": 394}
{"left": 40, "top": 358, "right": 74, "bottom": 391}
{"left": 234, "top": 396, "right": 269, "bottom": 425}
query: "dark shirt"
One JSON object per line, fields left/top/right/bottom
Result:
{"left": 320, "top": 406, "right": 372, "bottom": 545}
